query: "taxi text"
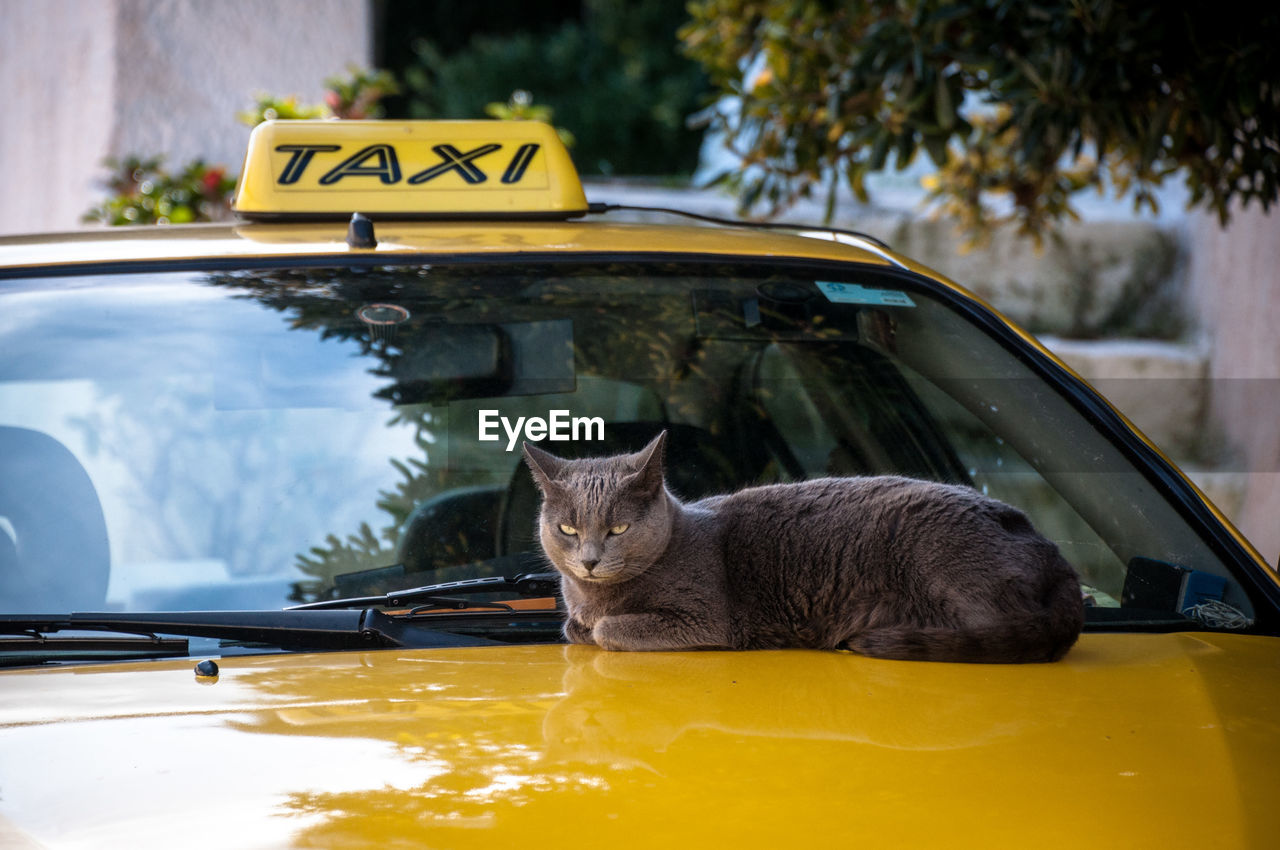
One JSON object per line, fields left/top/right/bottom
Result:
{"left": 275, "top": 142, "right": 539, "bottom": 186}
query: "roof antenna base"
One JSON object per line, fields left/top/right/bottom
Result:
{"left": 346, "top": 213, "right": 377, "bottom": 249}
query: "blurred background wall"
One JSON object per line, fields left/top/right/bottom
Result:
{"left": 1187, "top": 204, "right": 1280, "bottom": 565}
{"left": 0, "top": 0, "right": 370, "bottom": 234}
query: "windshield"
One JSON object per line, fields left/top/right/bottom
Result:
{"left": 0, "top": 261, "right": 1263, "bottom": 645}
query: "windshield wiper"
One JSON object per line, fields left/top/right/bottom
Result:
{"left": 0, "top": 634, "right": 191, "bottom": 668}
{"left": 286, "top": 571, "right": 561, "bottom": 611}
{"left": 0, "top": 609, "right": 490, "bottom": 652}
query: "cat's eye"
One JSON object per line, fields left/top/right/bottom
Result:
{"left": 609, "top": 523, "right": 630, "bottom": 535}
{"left": 558, "top": 524, "right": 577, "bottom": 536}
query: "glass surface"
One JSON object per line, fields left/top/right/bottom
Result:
{"left": 0, "top": 262, "right": 1257, "bottom": 641}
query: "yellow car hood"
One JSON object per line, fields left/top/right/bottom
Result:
{"left": 2, "top": 633, "right": 1279, "bottom": 848}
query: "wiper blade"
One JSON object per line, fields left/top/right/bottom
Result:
{"left": 0, "top": 634, "right": 190, "bottom": 668}
{"left": 0, "top": 609, "right": 485, "bottom": 651}
{"left": 286, "top": 571, "right": 561, "bottom": 611}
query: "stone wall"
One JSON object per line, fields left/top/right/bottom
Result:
{"left": 1187, "top": 205, "right": 1280, "bottom": 566}
{"left": 889, "top": 219, "right": 1186, "bottom": 340}
{"left": 0, "top": 0, "right": 371, "bottom": 236}
{"left": 2, "top": 0, "right": 119, "bottom": 235}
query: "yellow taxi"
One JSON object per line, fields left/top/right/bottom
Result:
{"left": 1, "top": 120, "right": 1278, "bottom": 848}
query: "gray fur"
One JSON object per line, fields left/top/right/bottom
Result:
{"left": 523, "top": 431, "right": 1084, "bottom": 663}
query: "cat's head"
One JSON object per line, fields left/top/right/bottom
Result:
{"left": 522, "top": 431, "right": 673, "bottom": 584}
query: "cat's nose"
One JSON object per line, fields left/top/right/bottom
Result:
{"left": 581, "top": 557, "right": 599, "bottom": 573}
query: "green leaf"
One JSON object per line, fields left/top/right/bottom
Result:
{"left": 895, "top": 130, "right": 917, "bottom": 170}
{"left": 935, "top": 73, "right": 955, "bottom": 131}
{"left": 923, "top": 134, "right": 949, "bottom": 167}
{"left": 846, "top": 163, "right": 870, "bottom": 203}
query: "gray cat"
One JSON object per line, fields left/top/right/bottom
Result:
{"left": 523, "top": 431, "right": 1084, "bottom": 663}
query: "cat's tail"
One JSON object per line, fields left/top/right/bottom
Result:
{"left": 844, "top": 570, "right": 1085, "bottom": 664}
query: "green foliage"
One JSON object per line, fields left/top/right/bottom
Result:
{"left": 238, "top": 68, "right": 399, "bottom": 126}
{"left": 81, "top": 156, "right": 237, "bottom": 225}
{"left": 484, "top": 90, "right": 577, "bottom": 148}
{"left": 680, "top": 0, "right": 1280, "bottom": 244}
{"left": 401, "top": 0, "right": 708, "bottom": 176}
{"left": 324, "top": 66, "right": 400, "bottom": 119}
{"left": 236, "top": 93, "right": 328, "bottom": 127}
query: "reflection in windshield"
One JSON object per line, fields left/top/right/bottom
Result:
{"left": 0, "top": 271, "right": 424, "bottom": 612}
{"left": 0, "top": 263, "right": 1255, "bottom": 632}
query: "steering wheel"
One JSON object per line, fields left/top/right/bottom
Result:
{"left": 0, "top": 427, "right": 110, "bottom": 612}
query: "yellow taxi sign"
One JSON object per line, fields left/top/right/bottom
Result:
{"left": 233, "top": 120, "right": 588, "bottom": 220}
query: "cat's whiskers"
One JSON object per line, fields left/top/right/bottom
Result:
{"left": 572, "top": 555, "right": 633, "bottom": 584}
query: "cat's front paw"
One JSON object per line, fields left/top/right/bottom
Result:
{"left": 591, "top": 615, "right": 641, "bottom": 651}
{"left": 563, "top": 617, "right": 596, "bottom": 645}
{"left": 592, "top": 613, "right": 725, "bottom": 651}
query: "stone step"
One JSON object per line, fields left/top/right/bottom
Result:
{"left": 1179, "top": 469, "right": 1251, "bottom": 526}
{"left": 1040, "top": 337, "right": 1208, "bottom": 462}
{"left": 586, "top": 182, "right": 1216, "bottom": 464}
{"left": 888, "top": 219, "right": 1184, "bottom": 340}
{"left": 584, "top": 181, "right": 1188, "bottom": 340}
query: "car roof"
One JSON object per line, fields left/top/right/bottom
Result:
{"left": 0, "top": 217, "right": 903, "bottom": 276}
{"left": 0, "top": 118, "right": 911, "bottom": 277}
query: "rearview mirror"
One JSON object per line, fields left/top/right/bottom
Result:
{"left": 381, "top": 325, "right": 512, "bottom": 404}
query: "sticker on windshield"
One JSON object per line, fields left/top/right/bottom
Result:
{"left": 816, "top": 281, "right": 916, "bottom": 308}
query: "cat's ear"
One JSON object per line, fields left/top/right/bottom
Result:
{"left": 623, "top": 430, "right": 667, "bottom": 494}
{"left": 522, "top": 441, "right": 566, "bottom": 493}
